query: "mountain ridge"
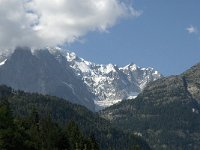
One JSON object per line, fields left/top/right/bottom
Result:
{"left": 0, "top": 47, "right": 162, "bottom": 111}
{"left": 0, "top": 47, "right": 96, "bottom": 111}
{"left": 54, "top": 47, "right": 162, "bottom": 110}
{"left": 100, "top": 63, "right": 200, "bottom": 149}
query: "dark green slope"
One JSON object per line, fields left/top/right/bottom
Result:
{"left": 182, "top": 63, "right": 200, "bottom": 103}
{"left": 0, "top": 85, "right": 150, "bottom": 150}
{"left": 100, "top": 64, "right": 200, "bottom": 150}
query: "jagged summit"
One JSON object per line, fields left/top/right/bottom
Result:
{"left": 0, "top": 47, "right": 162, "bottom": 111}
{"left": 50, "top": 47, "right": 162, "bottom": 110}
{"left": 100, "top": 62, "right": 200, "bottom": 149}
{"left": 0, "top": 47, "right": 95, "bottom": 111}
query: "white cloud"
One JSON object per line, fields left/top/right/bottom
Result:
{"left": 186, "top": 25, "right": 198, "bottom": 34}
{"left": 0, "top": 0, "right": 141, "bottom": 50}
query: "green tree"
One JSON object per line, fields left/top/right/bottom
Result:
{"left": 55, "top": 131, "right": 71, "bottom": 150}
{"left": 0, "top": 99, "right": 30, "bottom": 150}
{"left": 0, "top": 99, "right": 16, "bottom": 149}
{"left": 65, "top": 121, "right": 84, "bottom": 150}
{"left": 86, "top": 134, "right": 100, "bottom": 150}
{"left": 40, "top": 115, "right": 63, "bottom": 150}
{"left": 27, "top": 109, "right": 42, "bottom": 150}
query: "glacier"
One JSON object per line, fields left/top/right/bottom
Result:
{"left": 0, "top": 47, "right": 162, "bottom": 111}
{"left": 49, "top": 47, "right": 162, "bottom": 111}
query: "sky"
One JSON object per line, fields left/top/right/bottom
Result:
{"left": 0, "top": 0, "right": 200, "bottom": 76}
{"left": 66, "top": 0, "right": 200, "bottom": 76}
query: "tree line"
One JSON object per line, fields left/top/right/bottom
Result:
{"left": 0, "top": 99, "right": 100, "bottom": 150}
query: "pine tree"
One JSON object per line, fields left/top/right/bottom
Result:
{"left": 28, "top": 109, "right": 42, "bottom": 150}
{"left": 88, "top": 134, "right": 100, "bottom": 150}
{"left": 0, "top": 99, "right": 16, "bottom": 150}
{"left": 0, "top": 99, "right": 29, "bottom": 150}
{"left": 65, "top": 121, "right": 84, "bottom": 150}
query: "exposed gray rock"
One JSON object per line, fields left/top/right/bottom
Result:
{"left": 0, "top": 47, "right": 95, "bottom": 111}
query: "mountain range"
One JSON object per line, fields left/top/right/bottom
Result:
{"left": 1, "top": 46, "right": 200, "bottom": 149}
{"left": 63, "top": 49, "right": 161, "bottom": 110}
{"left": 100, "top": 63, "right": 200, "bottom": 149}
{"left": 0, "top": 47, "right": 161, "bottom": 111}
{"left": 0, "top": 47, "right": 95, "bottom": 111}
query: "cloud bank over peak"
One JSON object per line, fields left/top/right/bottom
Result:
{"left": 0, "top": 0, "right": 141, "bottom": 50}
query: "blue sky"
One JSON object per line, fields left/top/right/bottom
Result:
{"left": 1, "top": 0, "right": 199, "bottom": 76}
{"left": 66, "top": 0, "right": 200, "bottom": 76}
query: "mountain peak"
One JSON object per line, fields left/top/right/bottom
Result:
{"left": 101, "top": 62, "right": 200, "bottom": 149}
{"left": 0, "top": 47, "right": 95, "bottom": 111}
{"left": 0, "top": 47, "right": 162, "bottom": 111}
{"left": 60, "top": 48, "right": 162, "bottom": 110}
{"left": 122, "top": 63, "right": 137, "bottom": 71}
{"left": 13, "top": 46, "right": 32, "bottom": 56}
{"left": 66, "top": 51, "right": 77, "bottom": 61}
{"left": 100, "top": 63, "right": 118, "bottom": 74}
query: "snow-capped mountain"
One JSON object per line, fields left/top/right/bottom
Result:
{"left": 0, "top": 47, "right": 95, "bottom": 111}
{"left": 50, "top": 47, "right": 162, "bottom": 110}
{"left": 0, "top": 47, "right": 162, "bottom": 111}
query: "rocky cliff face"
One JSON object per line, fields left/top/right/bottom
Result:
{"left": 0, "top": 47, "right": 161, "bottom": 111}
{"left": 0, "top": 47, "right": 95, "bottom": 111}
{"left": 62, "top": 49, "right": 161, "bottom": 110}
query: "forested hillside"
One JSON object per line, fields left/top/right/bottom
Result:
{"left": 100, "top": 63, "right": 200, "bottom": 150}
{"left": 0, "top": 85, "right": 150, "bottom": 150}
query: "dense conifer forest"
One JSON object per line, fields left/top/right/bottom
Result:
{"left": 0, "top": 85, "right": 150, "bottom": 150}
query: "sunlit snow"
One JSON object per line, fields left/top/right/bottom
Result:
{"left": 0, "top": 59, "right": 7, "bottom": 66}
